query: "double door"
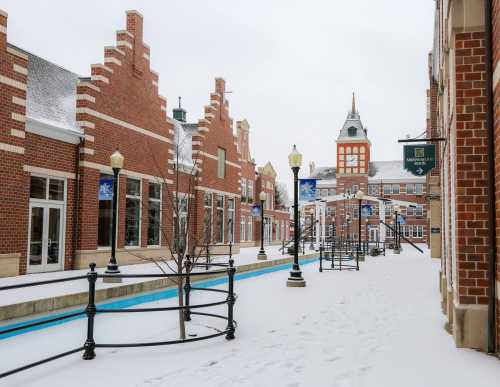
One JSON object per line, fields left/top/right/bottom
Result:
{"left": 28, "top": 203, "right": 64, "bottom": 273}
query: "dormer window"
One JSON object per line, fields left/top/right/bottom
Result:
{"left": 348, "top": 127, "right": 357, "bottom": 137}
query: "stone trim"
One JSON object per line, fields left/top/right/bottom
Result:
{"left": 79, "top": 147, "right": 95, "bottom": 155}
{"left": 116, "top": 29, "right": 134, "bottom": 38}
{"left": 10, "top": 129, "right": 25, "bottom": 138}
{"left": 91, "top": 75, "right": 109, "bottom": 84}
{"left": 0, "top": 25, "right": 5, "bottom": 34}
{"left": 77, "top": 121, "right": 95, "bottom": 129}
{"left": 11, "top": 112, "right": 25, "bottom": 123}
{"left": 117, "top": 40, "right": 133, "bottom": 50}
{"left": 12, "top": 96, "right": 26, "bottom": 106}
{"left": 77, "top": 81, "right": 100, "bottom": 92}
{"left": 84, "top": 134, "right": 95, "bottom": 142}
{"left": 0, "top": 142, "right": 24, "bottom": 154}
{"left": 0, "top": 74, "right": 27, "bottom": 90}
{"left": 143, "top": 53, "right": 150, "bottom": 60}
{"left": 76, "top": 94, "right": 96, "bottom": 103}
{"left": 105, "top": 46, "right": 125, "bottom": 56}
{"left": 91, "top": 64, "right": 113, "bottom": 73}
{"left": 104, "top": 57, "right": 122, "bottom": 66}
{"left": 195, "top": 185, "right": 240, "bottom": 198}
{"left": 6, "top": 46, "right": 28, "bottom": 60}
{"left": 80, "top": 160, "right": 173, "bottom": 184}
{"left": 76, "top": 107, "right": 171, "bottom": 144}
{"left": 23, "top": 165, "right": 76, "bottom": 179}
{"left": 494, "top": 60, "right": 500, "bottom": 91}
{"left": 13, "top": 64, "right": 27, "bottom": 75}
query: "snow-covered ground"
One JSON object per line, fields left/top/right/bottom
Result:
{"left": 1, "top": 247, "right": 499, "bottom": 387}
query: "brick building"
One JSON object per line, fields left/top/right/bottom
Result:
{"left": 0, "top": 9, "right": 290, "bottom": 278}
{"left": 307, "top": 96, "right": 428, "bottom": 245}
{"left": 430, "top": 0, "right": 499, "bottom": 355}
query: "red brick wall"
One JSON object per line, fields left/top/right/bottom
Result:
{"left": 76, "top": 11, "right": 173, "bottom": 252}
{"left": 492, "top": 0, "right": 500, "bottom": 351}
{"left": 454, "top": 31, "right": 489, "bottom": 305}
{"left": 0, "top": 10, "right": 28, "bottom": 274}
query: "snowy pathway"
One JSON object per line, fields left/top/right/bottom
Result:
{"left": 1, "top": 248, "right": 499, "bottom": 387}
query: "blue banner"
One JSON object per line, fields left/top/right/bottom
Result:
{"left": 397, "top": 214, "right": 406, "bottom": 225}
{"left": 299, "top": 179, "right": 317, "bottom": 202}
{"left": 251, "top": 204, "right": 261, "bottom": 217}
{"left": 361, "top": 204, "right": 373, "bottom": 217}
{"left": 99, "top": 178, "right": 114, "bottom": 201}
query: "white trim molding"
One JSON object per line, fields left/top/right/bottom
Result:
{"left": 117, "top": 40, "right": 133, "bottom": 50}
{"left": 91, "top": 75, "right": 109, "bottom": 84}
{"left": 195, "top": 185, "right": 240, "bottom": 198}
{"left": 0, "top": 142, "right": 24, "bottom": 154}
{"left": 0, "top": 74, "right": 26, "bottom": 90}
{"left": 11, "top": 112, "right": 25, "bottom": 123}
{"left": 104, "top": 57, "right": 122, "bottom": 66}
{"left": 11, "top": 129, "right": 25, "bottom": 138}
{"left": 23, "top": 165, "right": 76, "bottom": 179}
{"left": 76, "top": 94, "right": 96, "bottom": 103}
{"left": 494, "top": 61, "right": 500, "bottom": 91}
{"left": 77, "top": 81, "right": 100, "bottom": 92}
{"left": 76, "top": 107, "right": 171, "bottom": 144}
{"left": 12, "top": 96, "right": 26, "bottom": 106}
{"left": 13, "top": 64, "right": 28, "bottom": 75}
{"left": 26, "top": 117, "right": 84, "bottom": 144}
{"left": 80, "top": 160, "right": 173, "bottom": 184}
{"left": 6, "top": 46, "right": 28, "bottom": 60}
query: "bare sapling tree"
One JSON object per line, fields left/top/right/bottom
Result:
{"left": 129, "top": 122, "right": 214, "bottom": 340}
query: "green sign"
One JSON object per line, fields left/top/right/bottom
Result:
{"left": 404, "top": 144, "right": 436, "bottom": 176}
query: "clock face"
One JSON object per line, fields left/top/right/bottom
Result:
{"left": 346, "top": 154, "right": 358, "bottom": 167}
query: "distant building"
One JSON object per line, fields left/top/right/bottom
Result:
{"left": 307, "top": 95, "right": 428, "bottom": 244}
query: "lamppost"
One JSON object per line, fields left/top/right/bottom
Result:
{"left": 393, "top": 205, "right": 401, "bottom": 254}
{"left": 287, "top": 145, "right": 306, "bottom": 287}
{"left": 309, "top": 212, "right": 315, "bottom": 250}
{"left": 104, "top": 150, "right": 124, "bottom": 283}
{"left": 355, "top": 190, "right": 364, "bottom": 260}
{"left": 346, "top": 213, "right": 351, "bottom": 251}
{"left": 365, "top": 218, "right": 369, "bottom": 253}
{"left": 257, "top": 191, "right": 267, "bottom": 260}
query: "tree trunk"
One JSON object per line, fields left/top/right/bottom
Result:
{"left": 177, "top": 263, "right": 186, "bottom": 340}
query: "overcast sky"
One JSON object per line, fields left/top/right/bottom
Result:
{"left": 2, "top": 0, "right": 435, "bottom": 193}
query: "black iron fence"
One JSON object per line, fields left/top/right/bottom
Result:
{"left": 0, "top": 258, "right": 237, "bottom": 380}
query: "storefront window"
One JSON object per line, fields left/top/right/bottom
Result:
{"left": 214, "top": 194, "right": 224, "bottom": 243}
{"left": 203, "top": 192, "right": 212, "bottom": 243}
{"left": 98, "top": 174, "right": 114, "bottom": 247}
{"left": 148, "top": 182, "right": 161, "bottom": 246}
{"left": 125, "top": 178, "right": 141, "bottom": 246}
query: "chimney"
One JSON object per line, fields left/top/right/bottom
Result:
{"left": 126, "top": 10, "right": 144, "bottom": 74}
{"left": 215, "top": 77, "right": 225, "bottom": 95}
{"left": 0, "top": 9, "right": 7, "bottom": 50}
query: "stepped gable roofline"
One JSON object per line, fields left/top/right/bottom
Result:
{"left": 368, "top": 160, "right": 425, "bottom": 182}
{"left": 16, "top": 44, "right": 83, "bottom": 140}
{"left": 258, "top": 162, "right": 277, "bottom": 179}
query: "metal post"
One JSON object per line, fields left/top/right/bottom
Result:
{"left": 205, "top": 243, "right": 210, "bottom": 270}
{"left": 184, "top": 255, "right": 192, "bottom": 321}
{"left": 104, "top": 168, "right": 121, "bottom": 280}
{"left": 358, "top": 199, "right": 362, "bottom": 259}
{"left": 226, "top": 257, "right": 236, "bottom": 340}
{"left": 258, "top": 199, "right": 267, "bottom": 260}
{"left": 83, "top": 263, "right": 97, "bottom": 360}
{"left": 287, "top": 167, "right": 306, "bottom": 287}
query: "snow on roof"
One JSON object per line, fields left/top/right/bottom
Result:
{"left": 368, "top": 161, "right": 425, "bottom": 182}
{"left": 309, "top": 166, "right": 336, "bottom": 180}
{"left": 23, "top": 47, "right": 82, "bottom": 136}
{"left": 337, "top": 111, "right": 368, "bottom": 141}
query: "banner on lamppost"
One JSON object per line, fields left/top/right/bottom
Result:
{"left": 299, "top": 179, "right": 317, "bottom": 202}
{"left": 404, "top": 144, "right": 436, "bottom": 176}
{"left": 99, "top": 178, "right": 114, "bottom": 201}
{"left": 397, "top": 214, "right": 406, "bottom": 225}
{"left": 251, "top": 204, "right": 261, "bottom": 217}
{"left": 361, "top": 204, "right": 373, "bottom": 217}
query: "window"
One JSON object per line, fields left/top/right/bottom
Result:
{"left": 241, "top": 179, "right": 247, "bottom": 202}
{"left": 407, "top": 206, "right": 415, "bottom": 216}
{"left": 240, "top": 216, "right": 246, "bottom": 241}
{"left": 98, "top": 174, "right": 113, "bottom": 247}
{"left": 368, "top": 185, "right": 379, "bottom": 196}
{"left": 386, "top": 227, "right": 394, "bottom": 238}
{"left": 392, "top": 184, "right": 400, "bottom": 195}
{"left": 406, "top": 184, "right": 415, "bottom": 194}
{"left": 348, "top": 127, "right": 357, "bottom": 137}
{"left": 352, "top": 185, "right": 359, "bottom": 193}
{"left": 147, "top": 182, "right": 161, "bottom": 246}
{"left": 217, "top": 148, "right": 226, "bottom": 179}
{"left": 30, "top": 176, "right": 65, "bottom": 201}
{"left": 203, "top": 193, "right": 213, "bottom": 243}
{"left": 412, "top": 226, "right": 418, "bottom": 238}
{"left": 404, "top": 225, "right": 411, "bottom": 238}
{"left": 329, "top": 188, "right": 336, "bottom": 196}
{"left": 247, "top": 217, "right": 253, "bottom": 241}
{"left": 214, "top": 194, "right": 224, "bottom": 243}
{"left": 385, "top": 205, "right": 393, "bottom": 217}
{"left": 173, "top": 194, "right": 188, "bottom": 253}
{"left": 415, "top": 184, "right": 423, "bottom": 195}
{"left": 415, "top": 205, "right": 424, "bottom": 217}
{"left": 417, "top": 225, "right": 423, "bottom": 238}
{"left": 383, "top": 185, "right": 392, "bottom": 195}
{"left": 247, "top": 180, "right": 254, "bottom": 203}
{"left": 125, "top": 178, "right": 141, "bottom": 247}
{"left": 227, "top": 198, "right": 235, "bottom": 243}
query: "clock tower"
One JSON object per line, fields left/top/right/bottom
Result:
{"left": 336, "top": 93, "right": 371, "bottom": 177}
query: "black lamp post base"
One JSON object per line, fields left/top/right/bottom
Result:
{"left": 257, "top": 250, "right": 267, "bottom": 260}
{"left": 103, "top": 265, "right": 122, "bottom": 283}
{"left": 394, "top": 248, "right": 401, "bottom": 254}
{"left": 286, "top": 278, "right": 306, "bottom": 287}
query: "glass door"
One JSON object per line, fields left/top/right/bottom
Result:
{"left": 28, "top": 204, "right": 63, "bottom": 273}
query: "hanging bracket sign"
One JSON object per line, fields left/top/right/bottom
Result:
{"left": 404, "top": 144, "right": 436, "bottom": 176}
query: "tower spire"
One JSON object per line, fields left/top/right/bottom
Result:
{"left": 351, "top": 92, "right": 356, "bottom": 114}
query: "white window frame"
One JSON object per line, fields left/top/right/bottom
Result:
{"left": 147, "top": 181, "right": 162, "bottom": 247}
{"left": 240, "top": 215, "right": 246, "bottom": 241}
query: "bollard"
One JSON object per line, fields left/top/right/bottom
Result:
{"left": 226, "top": 258, "right": 236, "bottom": 340}
{"left": 184, "top": 255, "right": 192, "bottom": 321}
{"left": 83, "top": 263, "right": 97, "bottom": 360}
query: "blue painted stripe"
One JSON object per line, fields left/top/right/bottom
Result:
{"left": 0, "top": 257, "right": 318, "bottom": 340}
